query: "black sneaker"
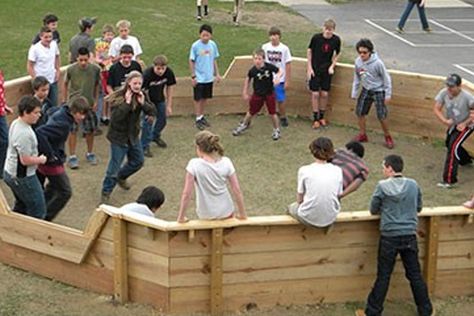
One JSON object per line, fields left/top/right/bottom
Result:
{"left": 100, "top": 118, "right": 110, "bottom": 126}
{"left": 144, "top": 147, "right": 153, "bottom": 158}
{"left": 201, "top": 116, "right": 211, "bottom": 127}
{"left": 195, "top": 119, "right": 206, "bottom": 130}
{"left": 153, "top": 137, "right": 167, "bottom": 148}
{"left": 117, "top": 178, "right": 131, "bottom": 190}
{"left": 280, "top": 117, "right": 289, "bottom": 127}
{"left": 100, "top": 192, "right": 111, "bottom": 204}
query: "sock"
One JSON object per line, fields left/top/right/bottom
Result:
{"left": 319, "top": 110, "right": 325, "bottom": 120}
{"left": 197, "top": 6, "right": 202, "bottom": 16}
{"left": 204, "top": 5, "right": 208, "bottom": 15}
{"left": 196, "top": 115, "right": 204, "bottom": 121}
{"left": 313, "top": 111, "right": 320, "bottom": 121}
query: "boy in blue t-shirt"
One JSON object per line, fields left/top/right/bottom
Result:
{"left": 189, "top": 24, "right": 221, "bottom": 130}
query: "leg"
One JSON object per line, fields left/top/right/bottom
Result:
{"left": 399, "top": 236, "right": 433, "bottom": 316}
{"left": 85, "top": 133, "right": 94, "bottom": 154}
{"left": 140, "top": 113, "right": 153, "bottom": 151}
{"left": 68, "top": 132, "right": 77, "bottom": 156}
{"left": 458, "top": 145, "right": 473, "bottom": 165}
{"left": 379, "top": 119, "right": 390, "bottom": 136}
{"left": 236, "top": 0, "right": 244, "bottom": 24}
{"left": 442, "top": 127, "right": 473, "bottom": 184}
{"left": 416, "top": 4, "right": 430, "bottom": 30}
{"left": 44, "top": 172, "right": 72, "bottom": 221}
{"left": 4, "top": 173, "right": 47, "bottom": 219}
{"left": 398, "top": 1, "right": 416, "bottom": 29}
{"left": 102, "top": 143, "right": 128, "bottom": 194}
{"left": 358, "top": 116, "right": 368, "bottom": 135}
{"left": 117, "top": 141, "right": 144, "bottom": 182}
{"left": 0, "top": 116, "right": 9, "bottom": 178}
{"left": 266, "top": 93, "right": 279, "bottom": 130}
{"left": 365, "top": 236, "right": 399, "bottom": 316}
{"left": 48, "top": 82, "right": 58, "bottom": 107}
{"left": 152, "top": 101, "right": 167, "bottom": 141}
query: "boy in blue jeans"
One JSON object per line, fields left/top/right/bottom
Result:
{"left": 141, "top": 55, "right": 176, "bottom": 157}
{"left": 356, "top": 155, "right": 433, "bottom": 316}
{"left": 189, "top": 24, "right": 221, "bottom": 130}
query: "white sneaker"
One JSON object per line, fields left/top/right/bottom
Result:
{"left": 272, "top": 128, "right": 281, "bottom": 141}
{"left": 232, "top": 122, "right": 248, "bottom": 136}
{"left": 437, "top": 182, "right": 456, "bottom": 189}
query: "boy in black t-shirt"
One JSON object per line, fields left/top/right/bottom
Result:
{"left": 307, "top": 19, "right": 341, "bottom": 129}
{"left": 107, "top": 45, "right": 142, "bottom": 93}
{"left": 140, "top": 55, "right": 177, "bottom": 157}
{"left": 232, "top": 49, "right": 282, "bottom": 140}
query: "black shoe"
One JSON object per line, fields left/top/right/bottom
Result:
{"left": 144, "top": 147, "right": 153, "bottom": 158}
{"left": 201, "top": 116, "right": 211, "bottom": 127}
{"left": 100, "top": 118, "right": 110, "bottom": 126}
{"left": 117, "top": 178, "right": 131, "bottom": 190}
{"left": 100, "top": 192, "right": 111, "bottom": 204}
{"left": 153, "top": 137, "right": 167, "bottom": 148}
{"left": 195, "top": 119, "right": 206, "bottom": 130}
{"left": 280, "top": 117, "right": 289, "bottom": 127}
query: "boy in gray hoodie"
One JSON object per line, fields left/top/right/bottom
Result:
{"left": 356, "top": 154, "right": 433, "bottom": 316}
{"left": 351, "top": 38, "right": 394, "bottom": 149}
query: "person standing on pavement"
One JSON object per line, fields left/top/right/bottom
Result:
{"left": 396, "top": 0, "right": 431, "bottom": 34}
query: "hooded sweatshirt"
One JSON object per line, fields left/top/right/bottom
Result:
{"left": 370, "top": 176, "right": 422, "bottom": 237}
{"left": 351, "top": 52, "right": 392, "bottom": 99}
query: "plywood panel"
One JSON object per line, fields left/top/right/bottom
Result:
{"left": 438, "top": 216, "right": 474, "bottom": 241}
{"left": 435, "top": 268, "right": 474, "bottom": 297}
{"left": 438, "top": 240, "right": 474, "bottom": 270}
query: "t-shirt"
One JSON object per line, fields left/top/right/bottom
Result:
{"left": 331, "top": 149, "right": 369, "bottom": 190}
{"left": 107, "top": 61, "right": 142, "bottom": 90}
{"left": 120, "top": 202, "right": 155, "bottom": 217}
{"left": 69, "top": 32, "right": 95, "bottom": 63}
{"left": 65, "top": 63, "right": 101, "bottom": 107}
{"left": 143, "top": 66, "right": 177, "bottom": 104}
{"left": 109, "top": 36, "right": 143, "bottom": 60}
{"left": 32, "top": 31, "right": 61, "bottom": 45}
{"left": 5, "top": 118, "right": 39, "bottom": 177}
{"left": 296, "top": 162, "right": 343, "bottom": 227}
{"left": 435, "top": 88, "right": 474, "bottom": 125}
{"left": 189, "top": 39, "right": 220, "bottom": 84}
{"left": 28, "top": 41, "right": 60, "bottom": 84}
{"left": 248, "top": 63, "right": 280, "bottom": 97}
{"left": 308, "top": 33, "right": 341, "bottom": 71}
{"left": 186, "top": 156, "right": 236, "bottom": 220}
{"left": 94, "top": 37, "right": 113, "bottom": 70}
{"left": 262, "top": 42, "right": 292, "bottom": 83}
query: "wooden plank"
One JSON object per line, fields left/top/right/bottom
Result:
{"left": 437, "top": 240, "right": 474, "bottom": 270}
{"left": 80, "top": 210, "right": 110, "bottom": 263}
{"left": 113, "top": 217, "right": 129, "bottom": 303}
{"left": 210, "top": 228, "right": 224, "bottom": 316}
{"left": 128, "top": 276, "right": 169, "bottom": 311}
{"left": 0, "top": 188, "right": 10, "bottom": 214}
{"left": 424, "top": 217, "right": 440, "bottom": 295}
{"left": 438, "top": 215, "right": 474, "bottom": 241}
{"left": 435, "top": 268, "right": 474, "bottom": 297}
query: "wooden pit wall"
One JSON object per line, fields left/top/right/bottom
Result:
{"left": 5, "top": 57, "right": 474, "bottom": 151}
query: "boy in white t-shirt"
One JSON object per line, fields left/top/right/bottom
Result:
{"left": 288, "top": 137, "right": 343, "bottom": 227}
{"left": 109, "top": 20, "right": 143, "bottom": 64}
{"left": 120, "top": 186, "right": 165, "bottom": 217}
{"left": 262, "top": 26, "right": 292, "bottom": 127}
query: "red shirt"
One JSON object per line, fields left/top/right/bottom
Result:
{"left": 0, "top": 71, "right": 6, "bottom": 117}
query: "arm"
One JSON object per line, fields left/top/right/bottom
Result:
{"left": 177, "top": 171, "right": 194, "bottom": 223}
{"left": 328, "top": 38, "right": 342, "bottom": 75}
{"left": 416, "top": 185, "right": 423, "bottom": 213}
{"left": 296, "top": 193, "right": 304, "bottom": 204}
{"left": 306, "top": 48, "right": 314, "bottom": 79}
{"left": 433, "top": 101, "right": 452, "bottom": 126}
{"left": 27, "top": 60, "right": 36, "bottom": 78}
{"left": 189, "top": 59, "right": 197, "bottom": 87}
{"left": 165, "top": 85, "right": 174, "bottom": 116}
{"left": 19, "top": 154, "right": 46, "bottom": 166}
{"left": 351, "top": 66, "right": 360, "bottom": 99}
{"left": 339, "top": 178, "right": 364, "bottom": 199}
{"left": 55, "top": 54, "right": 61, "bottom": 82}
{"left": 273, "top": 68, "right": 283, "bottom": 85}
{"left": 213, "top": 59, "right": 221, "bottom": 82}
{"left": 379, "top": 62, "right": 392, "bottom": 100}
{"left": 242, "top": 77, "right": 250, "bottom": 101}
{"left": 62, "top": 72, "right": 69, "bottom": 103}
{"left": 228, "top": 173, "right": 246, "bottom": 219}
{"left": 369, "top": 184, "right": 383, "bottom": 215}
{"left": 284, "top": 62, "right": 291, "bottom": 89}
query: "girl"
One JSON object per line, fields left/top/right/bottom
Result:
{"left": 177, "top": 131, "right": 246, "bottom": 222}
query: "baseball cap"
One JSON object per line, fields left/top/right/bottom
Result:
{"left": 79, "top": 17, "right": 97, "bottom": 29}
{"left": 445, "top": 73, "right": 462, "bottom": 87}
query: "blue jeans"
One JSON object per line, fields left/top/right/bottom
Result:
{"left": 398, "top": 1, "right": 429, "bottom": 29}
{"left": 48, "top": 81, "right": 58, "bottom": 107}
{"left": 102, "top": 141, "right": 144, "bottom": 194}
{"left": 141, "top": 101, "right": 166, "bottom": 150}
{"left": 4, "top": 171, "right": 47, "bottom": 219}
{"left": 365, "top": 235, "right": 433, "bottom": 316}
{"left": 96, "top": 89, "right": 104, "bottom": 121}
{"left": 0, "top": 116, "right": 8, "bottom": 178}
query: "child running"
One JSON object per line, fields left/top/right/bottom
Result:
{"left": 177, "top": 131, "right": 246, "bottom": 222}
{"left": 232, "top": 48, "right": 282, "bottom": 140}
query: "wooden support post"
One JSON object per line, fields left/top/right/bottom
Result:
{"left": 188, "top": 229, "right": 196, "bottom": 242}
{"left": 210, "top": 228, "right": 224, "bottom": 316}
{"left": 424, "top": 216, "right": 440, "bottom": 296}
{"left": 113, "top": 217, "right": 129, "bottom": 303}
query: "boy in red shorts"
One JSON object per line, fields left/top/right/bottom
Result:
{"left": 232, "top": 49, "right": 282, "bottom": 140}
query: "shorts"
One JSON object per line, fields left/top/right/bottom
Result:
{"left": 308, "top": 70, "right": 332, "bottom": 92}
{"left": 249, "top": 93, "right": 276, "bottom": 116}
{"left": 193, "top": 82, "right": 213, "bottom": 101}
{"left": 274, "top": 83, "right": 286, "bottom": 102}
{"left": 72, "top": 109, "right": 98, "bottom": 134}
{"left": 355, "top": 88, "right": 387, "bottom": 120}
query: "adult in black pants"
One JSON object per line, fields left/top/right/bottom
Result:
{"left": 35, "top": 97, "right": 88, "bottom": 221}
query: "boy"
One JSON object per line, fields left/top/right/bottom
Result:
{"left": 119, "top": 186, "right": 165, "bottom": 217}
{"left": 69, "top": 17, "right": 96, "bottom": 63}
{"left": 196, "top": 0, "right": 209, "bottom": 20}
{"left": 36, "top": 97, "right": 89, "bottom": 221}
{"left": 433, "top": 73, "right": 474, "bottom": 188}
{"left": 355, "top": 155, "right": 433, "bottom": 316}
{"left": 351, "top": 38, "right": 394, "bottom": 149}
{"left": 0, "top": 70, "right": 13, "bottom": 178}
{"left": 63, "top": 47, "right": 101, "bottom": 169}
{"left": 189, "top": 24, "right": 221, "bottom": 130}
{"left": 107, "top": 45, "right": 142, "bottom": 93}
{"left": 27, "top": 26, "right": 61, "bottom": 107}
{"left": 232, "top": 49, "right": 282, "bottom": 140}
{"left": 95, "top": 24, "right": 115, "bottom": 125}
{"left": 307, "top": 19, "right": 341, "bottom": 129}
{"left": 32, "top": 14, "right": 60, "bottom": 44}
{"left": 109, "top": 20, "right": 143, "bottom": 63}
{"left": 262, "top": 26, "right": 292, "bottom": 127}
{"left": 141, "top": 55, "right": 177, "bottom": 157}
{"left": 31, "top": 76, "right": 53, "bottom": 127}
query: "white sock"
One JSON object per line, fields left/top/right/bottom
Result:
{"left": 196, "top": 115, "right": 204, "bottom": 121}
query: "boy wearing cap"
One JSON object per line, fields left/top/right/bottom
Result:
{"left": 69, "top": 17, "right": 97, "bottom": 63}
{"left": 434, "top": 73, "right": 474, "bottom": 188}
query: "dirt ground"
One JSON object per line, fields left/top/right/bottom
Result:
{"left": 1, "top": 115, "right": 473, "bottom": 315}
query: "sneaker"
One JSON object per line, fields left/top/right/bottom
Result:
{"left": 319, "top": 118, "right": 328, "bottom": 128}
{"left": 195, "top": 119, "right": 206, "bottom": 130}
{"left": 201, "top": 116, "right": 211, "bottom": 127}
{"left": 100, "top": 118, "right": 110, "bottom": 126}
{"left": 232, "top": 122, "right": 248, "bottom": 136}
{"left": 197, "top": 15, "right": 202, "bottom": 21}
{"left": 423, "top": 27, "right": 432, "bottom": 33}
{"left": 437, "top": 182, "right": 456, "bottom": 189}
{"left": 395, "top": 27, "right": 404, "bottom": 34}
{"left": 280, "top": 117, "right": 289, "bottom": 127}
{"left": 384, "top": 135, "right": 394, "bottom": 149}
{"left": 117, "top": 178, "right": 131, "bottom": 190}
{"left": 68, "top": 156, "right": 79, "bottom": 169}
{"left": 144, "top": 147, "right": 153, "bottom": 158}
{"left": 353, "top": 133, "right": 368, "bottom": 142}
{"left": 312, "top": 120, "right": 321, "bottom": 129}
{"left": 100, "top": 192, "right": 110, "bottom": 204}
{"left": 272, "top": 129, "right": 281, "bottom": 141}
{"left": 86, "top": 153, "right": 98, "bottom": 165}
{"left": 153, "top": 137, "right": 167, "bottom": 148}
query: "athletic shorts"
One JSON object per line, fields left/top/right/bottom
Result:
{"left": 72, "top": 109, "right": 98, "bottom": 134}
{"left": 193, "top": 82, "right": 213, "bottom": 101}
{"left": 308, "top": 70, "right": 332, "bottom": 92}
{"left": 355, "top": 88, "right": 388, "bottom": 120}
{"left": 274, "top": 83, "right": 286, "bottom": 103}
{"left": 249, "top": 93, "right": 276, "bottom": 116}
